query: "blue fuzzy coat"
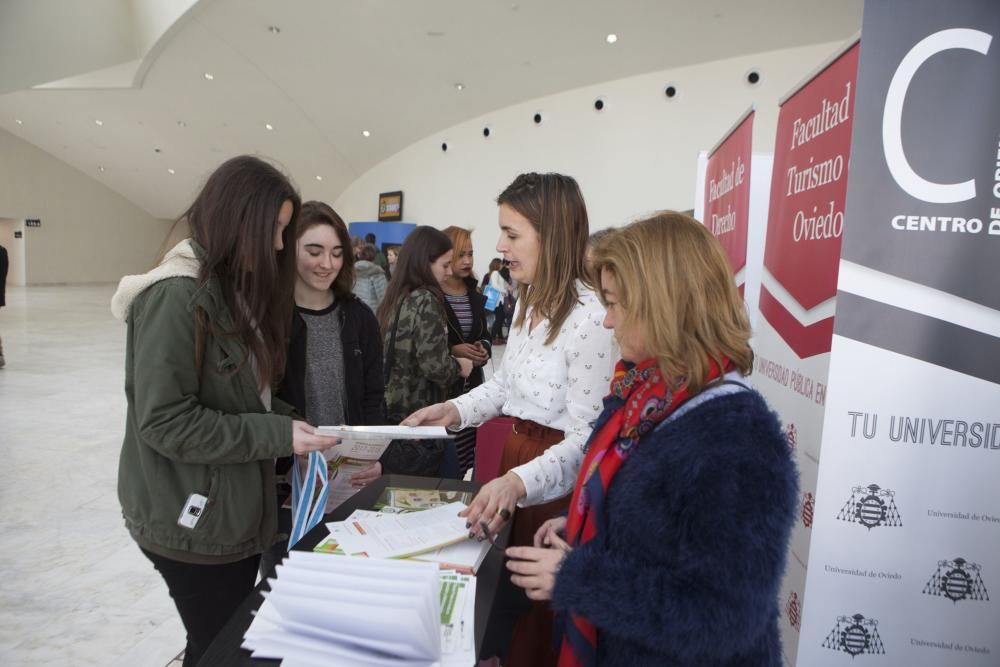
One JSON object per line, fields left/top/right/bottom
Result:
{"left": 551, "top": 384, "right": 798, "bottom": 666}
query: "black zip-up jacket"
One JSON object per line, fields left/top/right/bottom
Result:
{"left": 280, "top": 294, "right": 386, "bottom": 426}
{"left": 444, "top": 276, "right": 492, "bottom": 396}
{"left": 275, "top": 294, "right": 386, "bottom": 485}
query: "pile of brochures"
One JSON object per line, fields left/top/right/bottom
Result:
{"left": 314, "top": 501, "right": 491, "bottom": 575}
{"left": 243, "top": 552, "right": 476, "bottom": 666}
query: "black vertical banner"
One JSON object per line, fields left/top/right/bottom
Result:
{"left": 799, "top": 2, "right": 1000, "bottom": 665}
{"left": 835, "top": 1, "right": 1000, "bottom": 382}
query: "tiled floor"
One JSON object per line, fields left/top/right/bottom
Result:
{"left": 0, "top": 284, "right": 506, "bottom": 667}
{"left": 0, "top": 285, "right": 184, "bottom": 667}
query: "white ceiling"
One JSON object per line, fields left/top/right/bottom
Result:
{"left": 0, "top": 0, "right": 863, "bottom": 219}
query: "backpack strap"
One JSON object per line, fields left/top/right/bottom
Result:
{"left": 383, "top": 299, "right": 405, "bottom": 386}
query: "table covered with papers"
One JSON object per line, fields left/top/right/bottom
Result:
{"left": 198, "top": 475, "right": 511, "bottom": 667}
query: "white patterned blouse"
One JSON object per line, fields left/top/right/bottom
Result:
{"left": 449, "top": 281, "right": 618, "bottom": 505}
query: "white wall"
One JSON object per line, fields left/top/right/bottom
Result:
{"left": 334, "top": 40, "right": 844, "bottom": 277}
{"left": 0, "top": 128, "right": 174, "bottom": 284}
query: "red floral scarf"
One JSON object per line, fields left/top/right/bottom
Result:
{"left": 557, "top": 357, "right": 730, "bottom": 667}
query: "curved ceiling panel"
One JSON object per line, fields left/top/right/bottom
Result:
{"left": 0, "top": 0, "right": 862, "bottom": 218}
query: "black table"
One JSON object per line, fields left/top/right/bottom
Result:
{"left": 198, "top": 475, "right": 510, "bottom": 666}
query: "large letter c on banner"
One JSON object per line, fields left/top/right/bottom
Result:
{"left": 882, "top": 28, "right": 992, "bottom": 204}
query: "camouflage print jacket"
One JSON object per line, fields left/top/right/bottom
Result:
{"left": 381, "top": 287, "right": 462, "bottom": 475}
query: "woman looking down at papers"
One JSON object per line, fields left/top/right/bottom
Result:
{"left": 110, "top": 156, "right": 340, "bottom": 667}
{"left": 403, "top": 172, "right": 617, "bottom": 666}
{"left": 261, "top": 201, "right": 387, "bottom": 574}
{"left": 278, "top": 201, "right": 386, "bottom": 486}
{"left": 377, "top": 227, "right": 473, "bottom": 476}
{"left": 505, "top": 214, "right": 798, "bottom": 666}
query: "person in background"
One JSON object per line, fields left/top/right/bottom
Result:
{"left": 481, "top": 256, "right": 503, "bottom": 339}
{"left": 351, "top": 235, "right": 364, "bottom": 259}
{"left": 354, "top": 243, "right": 388, "bottom": 313}
{"left": 377, "top": 226, "right": 473, "bottom": 476}
{"left": 262, "top": 201, "right": 386, "bottom": 574}
{"left": 489, "top": 259, "right": 514, "bottom": 345}
{"left": 110, "top": 156, "right": 339, "bottom": 667}
{"left": 403, "top": 172, "right": 617, "bottom": 665}
{"left": 481, "top": 257, "right": 502, "bottom": 290}
{"left": 440, "top": 226, "right": 492, "bottom": 476}
{"left": 505, "top": 213, "right": 798, "bottom": 666}
{"left": 0, "top": 243, "right": 7, "bottom": 368}
{"left": 386, "top": 245, "right": 400, "bottom": 279}
{"left": 365, "top": 232, "right": 388, "bottom": 270}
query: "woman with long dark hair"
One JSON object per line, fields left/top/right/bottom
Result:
{"left": 260, "top": 201, "right": 387, "bottom": 574}
{"left": 111, "top": 156, "right": 339, "bottom": 667}
{"left": 281, "top": 201, "right": 385, "bottom": 435}
{"left": 377, "top": 226, "right": 472, "bottom": 476}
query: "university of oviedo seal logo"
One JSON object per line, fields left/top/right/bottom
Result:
{"left": 801, "top": 492, "right": 815, "bottom": 528}
{"left": 923, "top": 558, "right": 989, "bottom": 604}
{"left": 785, "top": 591, "right": 802, "bottom": 630}
{"left": 836, "top": 484, "right": 902, "bottom": 530}
{"left": 822, "top": 614, "right": 886, "bottom": 658}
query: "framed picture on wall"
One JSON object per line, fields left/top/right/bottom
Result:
{"left": 378, "top": 191, "right": 404, "bottom": 221}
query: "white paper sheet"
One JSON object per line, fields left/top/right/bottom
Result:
{"left": 342, "top": 502, "right": 470, "bottom": 558}
{"left": 317, "top": 424, "right": 452, "bottom": 440}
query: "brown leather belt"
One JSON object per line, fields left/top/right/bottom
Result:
{"left": 511, "top": 418, "right": 563, "bottom": 441}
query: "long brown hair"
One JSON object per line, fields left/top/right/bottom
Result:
{"left": 376, "top": 226, "right": 453, "bottom": 333}
{"left": 591, "top": 212, "right": 753, "bottom": 394}
{"left": 497, "top": 172, "right": 590, "bottom": 345}
{"left": 184, "top": 155, "right": 299, "bottom": 388}
{"left": 297, "top": 201, "right": 355, "bottom": 301}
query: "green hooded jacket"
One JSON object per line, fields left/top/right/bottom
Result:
{"left": 112, "top": 240, "right": 295, "bottom": 563}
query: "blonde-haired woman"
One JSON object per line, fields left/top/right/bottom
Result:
{"left": 505, "top": 212, "right": 798, "bottom": 665}
{"left": 440, "top": 226, "right": 492, "bottom": 475}
{"left": 405, "top": 173, "right": 617, "bottom": 664}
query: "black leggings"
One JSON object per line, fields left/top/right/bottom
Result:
{"left": 141, "top": 547, "right": 260, "bottom": 667}
{"left": 491, "top": 305, "right": 507, "bottom": 340}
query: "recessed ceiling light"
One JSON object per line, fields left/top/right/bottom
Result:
{"left": 15, "top": 119, "right": 23, "bottom": 125}
{"left": 177, "top": 120, "right": 187, "bottom": 128}
{"left": 95, "top": 119, "right": 104, "bottom": 126}
{"left": 268, "top": 25, "right": 281, "bottom": 34}
{"left": 606, "top": 33, "right": 618, "bottom": 44}
{"left": 315, "top": 175, "right": 323, "bottom": 181}
{"left": 455, "top": 83, "right": 465, "bottom": 91}
{"left": 265, "top": 123, "right": 274, "bottom": 131}
{"left": 98, "top": 166, "right": 105, "bottom": 172}
{"left": 167, "top": 168, "right": 176, "bottom": 175}
{"left": 362, "top": 130, "right": 371, "bottom": 137}
{"left": 204, "top": 72, "right": 214, "bottom": 80}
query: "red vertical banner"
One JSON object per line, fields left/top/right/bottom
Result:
{"left": 749, "top": 40, "right": 860, "bottom": 667}
{"left": 760, "top": 44, "right": 859, "bottom": 359}
{"left": 703, "top": 110, "right": 754, "bottom": 295}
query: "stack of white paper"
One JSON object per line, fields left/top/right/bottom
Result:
{"left": 243, "top": 552, "right": 442, "bottom": 666}
{"left": 318, "top": 508, "right": 491, "bottom": 575}
{"left": 334, "top": 502, "right": 471, "bottom": 559}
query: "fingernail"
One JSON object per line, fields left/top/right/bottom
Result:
{"left": 465, "top": 521, "right": 471, "bottom": 529}
{"left": 477, "top": 535, "right": 485, "bottom": 542}
{"left": 469, "top": 532, "right": 476, "bottom": 539}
